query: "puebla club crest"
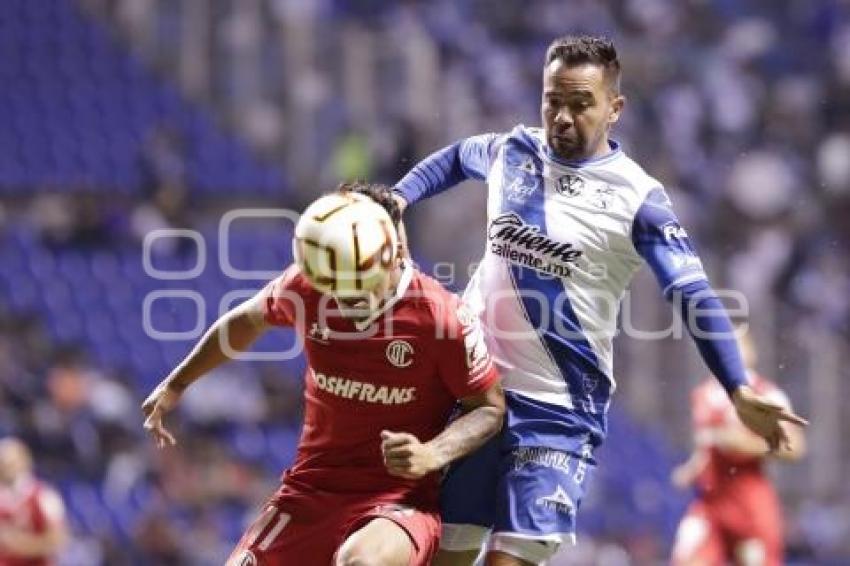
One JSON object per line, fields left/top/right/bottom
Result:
{"left": 556, "top": 174, "right": 584, "bottom": 197}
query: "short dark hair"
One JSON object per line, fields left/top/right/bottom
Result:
{"left": 337, "top": 181, "right": 402, "bottom": 227}
{"left": 545, "top": 35, "right": 621, "bottom": 92}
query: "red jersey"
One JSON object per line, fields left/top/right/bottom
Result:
{"left": 674, "top": 376, "right": 790, "bottom": 565}
{"left": 691, "top": 374, "right": 790, "bottom": 497}
{"left": 0, "top": 478, "right": 65, "bottom": 566}
{"left": 262, "top": 263, "right": 499, "bottom": 512}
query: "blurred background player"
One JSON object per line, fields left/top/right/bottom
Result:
{"left": 393, "top": 35, "right": 807, "bottom": 566}
{"left": 0, "top": 438, "right": 68, "bottom": 565}
{"left": 141, "top": 183, "right": 504, "bottom": 565}
{"left": 671, "top": 330, "right": 806, "bottom": 566}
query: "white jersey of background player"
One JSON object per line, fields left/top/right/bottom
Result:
{"left": 394, "top": 35, "right": 806, "bottom": 566}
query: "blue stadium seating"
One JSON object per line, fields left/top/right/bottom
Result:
{"left": 0, "top": 0, "right": 287, "bottom": 195}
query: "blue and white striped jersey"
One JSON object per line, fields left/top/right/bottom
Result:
{"left": 397, "top": 124, "right": 740, "bottom": 445}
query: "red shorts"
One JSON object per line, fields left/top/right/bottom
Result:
{"left": 226, "top": 486, "right": 440, "bottom": 566}
{"left": 672, "top": 493, "right": 783, "bottom": 566}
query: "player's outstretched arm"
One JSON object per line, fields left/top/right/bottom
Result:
{"left": 381, "top": 383, "right": 505, "bottom": 480}
{"left": 0, "top": 527, "right": 67, "bottom": 559}
{"left": 393, "top": 134, "right": 499, "bottom": 212}
{"left": 671, "top": 449, "right": 708, "bottom": 490}
{"left": 141, "top": 290, "right": 270, "bottom": 447}
{"left": 671, "top": 282, "right": 809, "bottom": 451}
{"left": 730, "top": 385, "right": 808, "bottom": 456}
{"left": 632, "top": 188, "right": 808, "bottom": 451}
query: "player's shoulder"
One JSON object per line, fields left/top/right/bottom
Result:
{"left": 508, "top": 124, "right": 544, "bottom": 150}
{"left": 270, "top": 264, "right": 317, "bottom": 298}
{"left": 404, "top": 269, "right": 463, "bottom": 329}
{"left": 606, "top": 149, "right": 668, "bottom": 206}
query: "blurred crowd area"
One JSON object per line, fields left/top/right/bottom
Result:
{"left": 0, "top": 0, "right": 848, "bottom": 563}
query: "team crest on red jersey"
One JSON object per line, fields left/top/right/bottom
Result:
{"left": 386, "top": 339, "right": 414, "bottom": 368}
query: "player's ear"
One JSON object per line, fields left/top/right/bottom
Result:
{"left": 608, "top": 94, "right": 625, "bottom": 126}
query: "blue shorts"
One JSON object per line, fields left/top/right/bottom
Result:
{"left": 440, "top": 391, "right": 601, "bottom": 544}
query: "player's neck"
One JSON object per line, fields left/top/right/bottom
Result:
{"left": 548, "top": 137, "right": 616, "bottom": 164}
{"left": 588, "top": 136, "right": 614, "bottom": 160}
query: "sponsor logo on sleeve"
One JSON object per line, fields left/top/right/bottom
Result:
{"left": 662, "top": 222, "right": 689, "bottom": 241}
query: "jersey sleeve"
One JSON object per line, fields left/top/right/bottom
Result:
{"left": 433, "top": 301, "right": 500, "bottom": 399}
{"left": 393, "top": 133, "right": 501, "bottom": 205}
{"left": 458, "top": 133, "right": 500, "bottom": 180}
{"left": 631, "top": 187, "right": 707, "bottom": 297}
{"left": 261, "top": 264, "right": 304, "bottom": 327}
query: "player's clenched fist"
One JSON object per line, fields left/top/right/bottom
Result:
{"left": 141, "top": 381, "right": 182, "bottom": 448}
{"left": 380, "top": 430, "right": 440, "bottom": 479}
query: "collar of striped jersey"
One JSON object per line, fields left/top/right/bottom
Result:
{"left": 544, "top": 139, "right": 622, "bottom": 168}
{"left": 353, "top": 259, "right": 414, "bottom": 331}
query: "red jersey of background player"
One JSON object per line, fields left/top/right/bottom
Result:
{"left": 262, "top": 261, "right": 499, "bottom": 514}
{"left": 692, "top": 374, "right": 790, "bottom": 497}
{"left": 672, "top": 374, "right": 792, "bottom": 566}
{"left": 0, "top": 478, "right": 66, "bottom": 566}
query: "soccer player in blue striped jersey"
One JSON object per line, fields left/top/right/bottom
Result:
{"left": 393, "top": 36, "right": 808, "bottom": 566}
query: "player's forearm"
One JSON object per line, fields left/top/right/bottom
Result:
{"left": 426, "top": 404, "right": 504, "bottom": 469}
{"left": 165, "top": 302, "right": 266, "bottom": 392}
{"left": 0, "top": 528, "right": 65, "bottom": 557}
{"left": 673, "top": 280, "right": 747, "bottom": 395}
{"left": 394, "top": 141, "right": 470, "bottom": 206}
{"left": 672, "top": 449, "right": 708, "bottom": 488}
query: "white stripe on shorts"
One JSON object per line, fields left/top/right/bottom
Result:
{"left": 258, "top": 512, "right": 291, "bottom": 551}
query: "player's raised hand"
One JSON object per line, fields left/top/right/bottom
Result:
{"left": 731, "top": 385, "right": 808, "bottom": 452}
{"left": 141, "top": 381, "right": 181, "bottom": 448}
{"left": 380, "top": 430, "right": 439, "bottom": 479}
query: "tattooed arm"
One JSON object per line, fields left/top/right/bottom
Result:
{"left": 381, "top": 383, "right": 505, "bottom": 479}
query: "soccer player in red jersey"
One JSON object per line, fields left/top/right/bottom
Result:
{"left": 142, "top": 183, "right": 504, "bottom": 566}
{"left": 0, "top": 438, "right": 68, "bottom": 565}
{"left": 671, "top": 332, "right": 806, "bottom": 566}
